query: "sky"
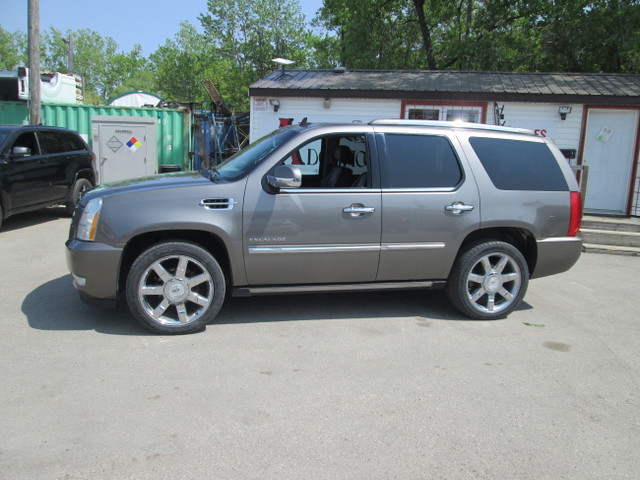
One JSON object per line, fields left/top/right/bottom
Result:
{"left": 1, "top": 0, "right": 324, "bottom": 56}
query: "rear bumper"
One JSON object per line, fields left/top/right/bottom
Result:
{"left": 65, "top": 239, "right": 122, "bottom": 300}
{"left": 531, "top": 236, "right": 582, "bottom": 279}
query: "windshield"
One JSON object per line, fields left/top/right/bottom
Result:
{"left": 204, "top": 128, "right": 298, "bottom": 181}
{"left": 0, "top": 131, "right": 11, "bottom": 149}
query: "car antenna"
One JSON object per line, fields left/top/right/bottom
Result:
{"left": 299, "top": 117, "right": 309, "bottom": 127}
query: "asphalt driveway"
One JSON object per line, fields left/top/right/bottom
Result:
{"left": 1, "top": 209, "right": 639, "bottom": 479}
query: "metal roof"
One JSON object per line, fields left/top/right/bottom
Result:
{"left": 250, "top": 69, "right": 640, "bottom": 104}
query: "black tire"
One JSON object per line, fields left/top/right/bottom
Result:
{"left": 126, "top": 241, "right": 226, "bottom": 334}
{"left": 65, "top": 178, "right": 93, "bottom": 215}
{"left": 0, "top": 203, "right": 3, "bottom": 230}
{"left": 446, "top": 240, "right": 529, "bottom": 320}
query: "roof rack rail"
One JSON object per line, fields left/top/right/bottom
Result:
{"left": 368, "top": 119, "right": 534, "bottom": 135}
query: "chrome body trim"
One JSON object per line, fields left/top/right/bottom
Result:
{"left": 248, "top": 242, "right": 445, "bottom": 254}
{"left": 381, "top": 242, "right": 446, "bottom": 250}
{"left": 249, "top": 244, "right": 380, "bottom": 254}
{"left": 199, "top": 198, "right": 237, "bottom": 210}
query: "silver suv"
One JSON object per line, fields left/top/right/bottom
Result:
{"left": 66, "top": 120, "right": 583, "bottom": 334}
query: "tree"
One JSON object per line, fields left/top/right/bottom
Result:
{"left": 149, "top": 22, "right": 213, "bottom": 103}
{"left": 0, "top": 25, "right": 27, "bottom": 70}
{"left": 41, "top": 27, "right": 149, "bottom": 102}
{"left": 198, "top": 0, "right": 311, "bottom": 109}
{"left": 316, "top": 0, "right": 640, "bottom": 74}
{"left": 317, "top": 0, "right": 425, "bottom": 69}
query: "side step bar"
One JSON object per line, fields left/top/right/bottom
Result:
{"left": 233, "top": 280, "right": 446, "bottom": 297}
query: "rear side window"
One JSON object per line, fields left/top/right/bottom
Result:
{"left": 469, "top": 137, "right": 568, "bottom": 191}
{"left": 381, "top": 134, "right": 462, "bottom": 188}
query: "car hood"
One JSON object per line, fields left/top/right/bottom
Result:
{"left": 83, "top": 171, "right": 215, "bottom": 202}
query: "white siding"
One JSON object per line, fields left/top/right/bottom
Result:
{"left": 633, "top": 164, "right": 640, "bottom": 216}
{"left": 250, "top": 96, "right": 402, "bottom": 142}
{"left": 499, "top": 103, "right": 584, "bottom": 160}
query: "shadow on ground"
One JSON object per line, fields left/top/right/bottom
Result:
{"left": 22, "top": 274, "right": 525, "bottom": 335}
{"left": 22, "top": 275, "right": 146, "bottom": 335}
{"left": 1, "top": 206, "right": 69, "bottom": 232}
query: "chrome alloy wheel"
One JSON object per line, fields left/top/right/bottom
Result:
{"left": 465, "top": 251, "right": 522, "bottom": 314}
{"left": 137, "top": 254, "right": 214, "bottom": 326}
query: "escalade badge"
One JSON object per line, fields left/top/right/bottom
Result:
{"left": 249, "top": 236, "right": 287, "bottom": 243}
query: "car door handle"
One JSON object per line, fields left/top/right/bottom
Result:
{"left": 343, "top": 204, "right": 375, "bottom": 216}
{"left": 445, "top": 202, "right": 475, "bottom": 215}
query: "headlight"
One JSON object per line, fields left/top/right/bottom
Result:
{"left": 77, "top": 198, "right": 102, "bottom": 241}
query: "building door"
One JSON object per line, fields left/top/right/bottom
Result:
{"left": 582, "top": 108, "right": 639, "bottom": 214}
{"left": 91, "top": 116, "right": 157, "bottom": 184}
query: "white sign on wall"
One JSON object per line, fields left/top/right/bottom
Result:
{"left": 253, "top": 98, "right": 268, "bottom": 112}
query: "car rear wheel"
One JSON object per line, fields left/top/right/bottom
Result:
{"left": 446, "top": 240, "right": 529, "bottom": 320}
{"left": 65, "top": 178, "right": 93, "bottom": 215}
{"left": 126, "top": 241, "right": 226, "bottom": 334}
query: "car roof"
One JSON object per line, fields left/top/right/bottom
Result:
{"left": 0, "top": 125, "right": 78, "bottom": 133}
{"left": 289, "top": 119, "right": 535, "bottom": 136}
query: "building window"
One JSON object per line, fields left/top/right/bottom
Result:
{"left": 403, "top": 102, "right": 486, "bottom": 123}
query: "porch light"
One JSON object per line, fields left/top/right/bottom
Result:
{"left": 559, "top": 106, "right": 572, "bottom": 120}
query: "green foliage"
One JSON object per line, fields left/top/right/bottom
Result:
{"left": 198, "top": 0, "right": 311, "bottom": 109}
{"left": 317, "top": 0, "right": 640, "bottom": 73}
{"left": 41, "top": 27, "right": 149, "bottom": 102}
{"left": 0, "top": 25, "right": 27, "bottom": 70}
{"left": 149, "top": 22, "right": 212, "bottom": 103}
{"left": 3, "top": 0, "right": 638, "bottom": 109}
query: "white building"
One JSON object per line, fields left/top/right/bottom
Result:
{"left": 250, "top": 69, "right": 640, "bottom": 217}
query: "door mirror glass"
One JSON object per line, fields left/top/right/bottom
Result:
{"left": 11, "top": 146, "right": 31, "bottom": 157}
{"left": 267, "top": 165, "right": 302, "bottom": 190}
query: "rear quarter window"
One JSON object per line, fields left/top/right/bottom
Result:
{"left": 62, "top": 132, "right": 87, "bottom": 152}
{"left": 469, "top": 137, "right": 568, "bottom": 191}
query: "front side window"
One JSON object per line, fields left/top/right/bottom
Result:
{"left": 469, "top": 137, "right": 568, "bottom": 191}
{"left": 280, "top": 134, "right": 369, "bottom": 188}
{"left": 381, "top": 134, "right": 462, "bottom": 189}
{"left": 10, "top": 132, "right": 39, "bottom": 156}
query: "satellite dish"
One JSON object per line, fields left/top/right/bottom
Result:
{"left": 272, "top": 58, "right": 295, "bottom": 65}
{"left": 272, "top": 58, "right": 295, "bottom": 78}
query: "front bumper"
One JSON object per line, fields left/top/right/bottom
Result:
{"left": 65, "top": 239, "right": 123, "bottom": 300}
{"left": 531, "top": 236, "right": 582, "bottom": 279}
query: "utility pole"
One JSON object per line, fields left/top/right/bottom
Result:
{"left": 28, "top": 0, "right": 41, "bottom": 125}
{"left": 63, "top": 34, "right": 74, "bottom": 73}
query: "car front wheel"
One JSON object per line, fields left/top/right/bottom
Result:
{"left": 65, "top": 178, "right": 93, "bottom": 215}
{"left": 126, "top": 241, "right": 226, "bottom": 334}
{"left": 446, "top": 240, "right": 529, "bottom": 320}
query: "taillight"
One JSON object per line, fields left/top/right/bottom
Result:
{"left": 568, "top": 191, "right": 582, "bottom": 237}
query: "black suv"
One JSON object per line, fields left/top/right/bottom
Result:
{"left": 0, "top": 125, "right": 96, "bottom": 228}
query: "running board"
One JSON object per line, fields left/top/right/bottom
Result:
{"left": 233, "top": 280, "right": 446, "bottom": 297}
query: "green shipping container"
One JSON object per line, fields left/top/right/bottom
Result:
{"left": 0, "top": 101, "right": 191, "bottom": 170}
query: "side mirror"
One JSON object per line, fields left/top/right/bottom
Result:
{"left": 11, "top": 146, "right": 31, "bottom": 158}
{"left": 267, "top": 165, "right": 302, "bottom": 190}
